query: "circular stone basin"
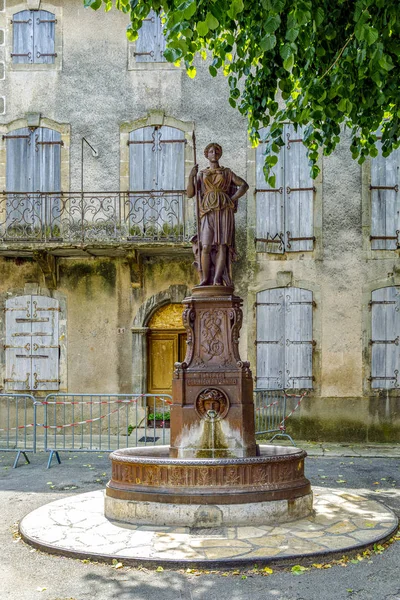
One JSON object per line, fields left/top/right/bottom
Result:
{"left": 105, "top": 445, "right": 312, "bottom": 527}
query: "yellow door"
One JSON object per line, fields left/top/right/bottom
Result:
{"left": 147, "top": 303, "right": 187, "bottom": 400}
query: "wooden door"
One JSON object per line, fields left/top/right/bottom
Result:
{"left": 147, "top": 330, "right": 187, "bottom": 396}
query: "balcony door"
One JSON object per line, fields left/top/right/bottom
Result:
{"left": 5, "top": 127, "right": 61, "bottom": 238}
{"left": 128, "top": 125, "right": 186, "bottom": 240}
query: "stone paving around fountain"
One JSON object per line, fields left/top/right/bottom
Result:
{"left": 20, "top": 486, "right": 397, "bottom": 567}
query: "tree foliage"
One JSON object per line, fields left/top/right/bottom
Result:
{"left": 84, "top": 0, "right": 400, "bottom": 184}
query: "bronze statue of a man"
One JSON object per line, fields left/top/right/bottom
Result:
{"left": 187, "top": 143, "right": 249, "bottom": 287}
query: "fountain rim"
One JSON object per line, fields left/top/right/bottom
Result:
{"left": 109, "top": 445, "right": 307, "bottom": 465}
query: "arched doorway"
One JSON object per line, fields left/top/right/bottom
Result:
{"left": 147, "top": 303, "right": 186, "bottom": 397}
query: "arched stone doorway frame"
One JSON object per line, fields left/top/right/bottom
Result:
{"left": 131, "top": 284, "right": 191, "bottom": 394}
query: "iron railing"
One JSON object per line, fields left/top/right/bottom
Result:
{"left": 254, "top": 389, "right": 295, "bottom": 445}
{"left": 0, "top": 393, "right": 41, "bottom": 467}
{"left": 0, "top": 191, "right": 194, "bottom": 244}
{"left": 0, "top": 392, "right": 172, "bottom": 468}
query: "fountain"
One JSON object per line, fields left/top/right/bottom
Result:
{"left": 19, "top": 142, "right": 398, "bottom": 566}
{"left": 104, "top": 143, "right": 313, "bottom": 528}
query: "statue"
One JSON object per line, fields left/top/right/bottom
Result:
{"left": 187, "top": 143, "right": 249, "bottom": 287}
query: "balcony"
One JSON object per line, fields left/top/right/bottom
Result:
{"left": 0, "top": 191, "right": 195, "bottom": 257}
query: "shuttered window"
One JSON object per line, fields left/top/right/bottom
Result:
{"left": 5, "top": 295, "right": 60, "bottom": 391}
{"left": 5, "top": 126, "right": 61, "bottom": 225}
{"left": 256, "top": 287, "right": 314, "bottom": 390}
{"left": 370, "top": 287, "right": 400, "bottom": 389}
{"left": 12, "top": 10, "right": 56, "bottom": 64}
{"left": 256, "top": 125, "right": 315, "bottom": 253}
{"left": 370, "top": 142, "right": 400, "bottom": 250}
{"left": 128, "top": 125, "right": 185, "bottom": 234}
{"left": 134, "top": 11, "right": 166, "bottom": 62}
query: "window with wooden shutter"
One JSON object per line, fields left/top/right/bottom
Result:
{"left": 370, "top": 142, "right": 400, "bottom": 250}
{"left": 128, "top": 125, "right": 185, "bottom": 235}
{"left": 5, "top": 295, "right": 60, "bottom": 391}
{"left": 12, "top": 10, "right": 56, "bottom": 64}
{"left": 256, "top": 287, "right": 314, "bottom": 390}
{"left": 5, "top": 126, "right": 61, "bottom": 230}
{"left": 370, "top": 287, "right": 400, "bottom": 389}
{"left": 256, "top": 125, "right": 315, "bottom": 253}
{"left": 134, "top": 10, "right": 166, "bottom": 63}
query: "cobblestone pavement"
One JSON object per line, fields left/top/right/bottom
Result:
{"left": 1, "top": 445, "right": 399, "bottom": 600}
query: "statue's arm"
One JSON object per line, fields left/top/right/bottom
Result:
{"left": 231, "top": 171, "right": 249, "bottom": 202}
{"left": 187, "top": 164, "right": 199, "bottom": 198}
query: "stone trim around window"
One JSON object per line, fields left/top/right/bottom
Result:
{"left": 0, "top": 116, "right": 70, "bottom": 193}
{"left": 4, "top": 2, "right": 62, "bottom": 71}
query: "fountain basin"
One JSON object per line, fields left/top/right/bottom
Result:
{"left": 105, "top": 445, "right": 312, "bottom": 527}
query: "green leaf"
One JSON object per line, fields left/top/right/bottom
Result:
{"left": 205, "top": 12, "right": 219, "bottom": 30}
{"left": 337, "top": 98, "right": 347, "bottom": 112}
{"left": 177, "top": 0, "right": 197, "bottom": 19}
{"left": 196, "top": 21, "right": 209, "bottom": 36}
{"left": 283, "top": 54, "right": 294, "bottom": 71}
{"left": 286, "top": 28, "right": 299, "bottom": 42}
{"left": 163, "top": 47, "right": 183, "bottom": 62}
{"left": 379, "top": 54, "right": 394, "bottom": 71}
{"left": 229, "top": 97, "right": 237, "bottom": 108}
{"left": 264, "top": 14, "right": 281, "bottom": 34}
{"left": 227, "top": 0, "right": 244, "bottom": 19}
{"left": 209, "top": 65, "right": 218, "bottom": 77}
{"left": 84, "top": 0, "right": 102, "bottom": 8}
{"left": 260, "top": 34, "right": 276, "bottom": 51}
{"left": 365, "top": 26, "right": 379, "bottom": 46}
{"left": 280, "top": 43, "right": 292, "bottom": 61}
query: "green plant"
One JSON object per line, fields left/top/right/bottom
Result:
{"left": 148, "top": 411, "right": 170, "bottom": 421}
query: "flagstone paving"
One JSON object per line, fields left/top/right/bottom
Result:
{"left": 19, "top": 487, "right": 397, "bottom": 567}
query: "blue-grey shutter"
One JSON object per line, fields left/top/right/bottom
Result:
{"left": 256, "top": 289, "right": 285, "bottom": 389}
{"left": 129, "top": 127, "right": 158, "bottom": 235}
{"left": 156, "top": 14, "right": 166, "bottom": 62}
{"left": 371, "top": 287, "right": 400, "bottom": 389}
{"left": 5, "top": 127, "right": 33, "bottom": 229}
{"left": 5, "top": 296, "right": 33, "bottom": 391}
{"left": 34, "top": 127, "right": 61, "bottom": 228}
{"left": 5, "top": 295, "right": 59, "bottom": 391}
{"left": 157, "top": 126, "right": 185, "bottom": 235}
{"left": 135, "top": 11, "right": 158, "bottom": 62}
{"left": 284, "top": 124, "right": 314, "bottom": 252}
{"left": 370, "top": 143, "right": 400, "bottom": 250}
{"left": 31, "top": 296, "right": 59, "bottom": 391}
{"left": 34, "top": 10, "right": 56, "bottom": 64}
{"left": 256, "top": 287, "right": 313, "bottom": 390}
{"left": 284, "top": 287, "right": 313, "bottom": 389}
{"left": 256, "top": 128, "right": 284, "bottom": 253}
{"left": 12, "top": 10, "right": 33, "bottom": 64}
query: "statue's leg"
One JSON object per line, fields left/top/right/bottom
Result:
{"left": 214, "top": 244, "right": 227, "bottom": 285}
{"left": 200, "top": 244, "right": 212, "bottom": 285}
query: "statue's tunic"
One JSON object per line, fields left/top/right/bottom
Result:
{"left": 199, "top": 167, "right": 235, "bottom": 248}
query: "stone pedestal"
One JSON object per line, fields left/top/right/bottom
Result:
{"left": 170, "top": 285, "right": 258, "bottom": 458}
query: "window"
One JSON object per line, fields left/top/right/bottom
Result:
{"left": 370, "top": 142, "right": 400, "bottom": 250}
{"left": 0, "top": 97, "right": 4, "bottom": 114}
{"left": 132, "top": 10, "right": 166, "bottom": 63}
{"left": 256, "top": 125, "right": 315, "bottom": 253}
{"left": 128, "top": 125, "right": 186, "bottom": 237}
{"left": 256, "top": 287, "right": 314, "bottom": 390}
{"left": 12, "top": 9, "right": 56, "bottom": 64}
{"left": 5, "top": 295, "right": 60, "bottom": 391}
{"left": 0, "top": 61, "right": 4, "bottom": 79}
{"left": 4, "top": 126, "right": 62, "bottom": 232}
{"left": 0, "top": 29, "right": 4, "bottom": 45}
{"left": 370, "top": 286, "right": 400, "bottom": 389}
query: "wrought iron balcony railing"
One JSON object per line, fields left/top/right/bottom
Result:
{"left": 0, "top": 191, "right": 195, "bottom": 244}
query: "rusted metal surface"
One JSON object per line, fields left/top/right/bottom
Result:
{"left": 170, "top": 285, "right": 258, "bottom": 459}
{"left": 0, "top": 191, "right": 194, "bottom": 244}
{"left": 106, "top": 445, "right": 311, "bottom": 504}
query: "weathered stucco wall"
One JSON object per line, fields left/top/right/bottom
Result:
{"left": 0, "top": 1, "right": 399, "bottom": 440}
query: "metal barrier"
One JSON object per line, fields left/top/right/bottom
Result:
{"left": 0, "top": 394, "right": 42, "bottom": 467}
{"left": 41, "top": 393, "right": 173, "bottom": 468}
{"left": 254, "top": 389, "right": 307, "bottom": 446}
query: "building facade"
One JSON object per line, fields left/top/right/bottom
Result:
{"left": 0, "top": 0, "right": 399, "bottom": 441}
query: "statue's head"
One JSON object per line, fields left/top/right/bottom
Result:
{"left": 204, "top": 143, "right": 223, "bottom": 161}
